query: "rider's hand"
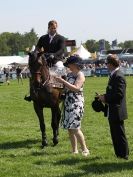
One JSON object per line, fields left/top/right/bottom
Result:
{"left": 45, "top": 53, "right": 55, "bottom": 66}
{"left": 49, "top": 54, "right": 54, "bottom": 59}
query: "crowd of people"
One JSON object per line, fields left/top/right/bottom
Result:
{"left": 0, "top": 65, "right": 30, "bottom": 85}
{"left": 82, "top": 59, "right": 133, "bottom": 71}
{"left": 1, "top": 59, "right": 132, "bottom": 85}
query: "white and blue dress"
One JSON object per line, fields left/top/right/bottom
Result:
{"left": 61, "top": 71, "right": 84, "bottom": 129}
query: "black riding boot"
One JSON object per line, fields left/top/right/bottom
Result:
{"left": 24, "top": 95, "right": 32, "bottom": 102}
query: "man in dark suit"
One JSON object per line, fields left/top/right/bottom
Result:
{"left": 36, "top": 20, "right": 65, "bottom": 66}
{"left": 97, "top": 54, "right": 129, "bottom": 160}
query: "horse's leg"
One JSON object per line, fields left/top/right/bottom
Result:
{"left": 33, "top": 102, "right": 48, "bottom": 148}
{"left": 51, "top": 105, "right": 61, "bottom": 146}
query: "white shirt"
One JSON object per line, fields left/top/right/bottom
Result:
{"left": 110, "top": 67, "right": 119, "bottom": 77}
{"left": 49, "top": 33, "right": 56, "bottom": 43}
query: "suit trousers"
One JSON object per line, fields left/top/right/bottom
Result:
{"left": 108, "top": 119, "right": 129, "bottom": 158}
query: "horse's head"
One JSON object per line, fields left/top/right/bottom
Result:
{"left": 28, "top": 50, "right": 50, "bottom": 87}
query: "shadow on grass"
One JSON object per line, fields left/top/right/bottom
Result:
{"left": 0, "top": 139, "right": 39, "bottom": 149}
{"left": 56, "top": 156, "right": 101, "bottom": 166}
{"left": 81, "top": 161, "right": 133, "bottom": 174}
{"left": 55, "top": 159, "right": 133, "bottom": 177}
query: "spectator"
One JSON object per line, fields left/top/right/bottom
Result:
{"left": 97, "top": 54, "right": 129, "bottom": 160}
{"left": 3, "top": 67, "right": 10, "bottom": 85}
{"left": 16, "top": 66, "right": 23, "bottom": 84}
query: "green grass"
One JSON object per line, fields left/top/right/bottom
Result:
{"left": 0, "top": 77, "right": 133, "bottom": 177}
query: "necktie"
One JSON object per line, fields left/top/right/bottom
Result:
{"left": 49, "top": 36, "right": 54, "bottom": 43}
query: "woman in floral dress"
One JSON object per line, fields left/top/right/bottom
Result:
{"left": 55, "top": 56, "right": 90, "bottom": 156}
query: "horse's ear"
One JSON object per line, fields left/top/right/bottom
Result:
{"left": 25, "top": 47, "right": 31, "bottom": 56}
{"left": 26, "top": 47, "right": 30, "bottom": 52}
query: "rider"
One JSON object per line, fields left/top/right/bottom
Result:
{"left": 36, "top": 20, "right": 65, "bottom": 66}
{"left": 24, "top": 20, "right": 66, "bottom": 101}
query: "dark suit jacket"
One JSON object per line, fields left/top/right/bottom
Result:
{"left": 104, "top": 69, "right": 128, "bottom": 121}
{"left": 36, "top": 34, "right": 65, "bottom": 63}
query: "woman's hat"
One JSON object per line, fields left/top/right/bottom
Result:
{"left": 92, "top": 97, "right": 105, "bottom": 112}
{"left": 64, "top": 56, "right": 83, "bottom": 68}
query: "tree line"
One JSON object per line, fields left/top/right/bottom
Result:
{"left": 0, "top": 28, "right": 38, "bottom": 56}
{"left": 0, "top": 28, "right": 133, "bottom": 56}
{"left": 84, "top": 39, "right": 133, "bottom": 53}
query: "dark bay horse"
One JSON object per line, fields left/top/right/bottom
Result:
{"left": 28, "top": 51, "right": 63, "bottom": 148}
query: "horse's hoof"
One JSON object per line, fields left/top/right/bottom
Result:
{"left": 41, "top": 144, "right": 47, "bottom": 149}
{"left": 42, "top": 140, "right": 48, "bottom": 147}
{"left": 24, "top": 96, "right": 32, "bottom": 102}
{"left": 53, "top": 138, "right": 58, "bottom": 146}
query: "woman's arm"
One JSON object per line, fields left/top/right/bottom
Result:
{"left": 55, "top": 72, "right": 85, "bottom": 92}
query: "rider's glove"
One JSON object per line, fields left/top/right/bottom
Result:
{"left": 49, "top": 54, "right": 54, "bottom": 59}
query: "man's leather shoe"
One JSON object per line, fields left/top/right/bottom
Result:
{"left": 117, "top": 156, "right": 128, "bottom": 160}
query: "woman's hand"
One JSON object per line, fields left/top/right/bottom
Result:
{"left": 54, "top": 76, "right": 64, "bottom": 83}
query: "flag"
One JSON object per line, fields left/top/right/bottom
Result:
{"left": 112, "top": 39, "right": 117, "bottom": 48}
{"left": 99, "top": 39, "right": 105, "bottom": 51}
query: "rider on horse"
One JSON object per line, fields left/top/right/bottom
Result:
{"left": 25, "top": 20, "right": 66, "bottom": 101}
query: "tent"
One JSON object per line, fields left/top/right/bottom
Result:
{"left": 73, "top": 45, "right": 91, "bottom": 59}
{"left": 0, "top": 56, "right": 28, "bottom": 67}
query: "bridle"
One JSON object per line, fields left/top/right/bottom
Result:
{"left": 29, "top": 52, "right": 50, "bottom": 87}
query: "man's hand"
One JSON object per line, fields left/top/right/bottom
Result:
{"left": 97, "top": 95, "right": 105, "bottom": 103}
{"left": 46, "top": 53, "right": 55, "bottom": 66}
{"left": 54, "top": 76, "right": 64, "bottom": 83}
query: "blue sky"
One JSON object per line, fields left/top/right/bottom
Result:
{"left": 0, "top": 0, "right": 133, "bottom": 46}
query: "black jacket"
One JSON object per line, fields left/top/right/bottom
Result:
{"left": 36, "top": 34, "right": 65, "bottom": 64}
{"left": 104, "top": 70, "right": 128, "bottom": 121}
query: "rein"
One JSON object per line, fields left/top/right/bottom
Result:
{"left": 42, "top": 74, "right": 50, "bottom": 86}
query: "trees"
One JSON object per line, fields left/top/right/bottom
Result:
{"left": 85, "top": 39, "right": 98, "bottom": 53}
{"left": 118, "top": 41, "right": 133, "bottom": 49}
{"left": 0, "top": 28, "right": 38, "bottom": 56}
{"left": 123, "top": 41, "right": 133, "bottom": 48}
{"left": 0, "top": 29, "right": 133, "bottom": 56}
{"left": 0, "top": 32, "right": 12, "bottom": 56}
{"left": 85, "top": 39, "right": 110, "bottom": 53}
{"left": 84, "top": 39, "right": 133, "bottom": 53}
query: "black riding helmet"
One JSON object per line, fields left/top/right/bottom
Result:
{"left": 64, "top": 56, "right": 83, "bottom": 69}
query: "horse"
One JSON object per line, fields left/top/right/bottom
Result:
{"left": 28, "top": 50, "right": 64, "bottom": 148}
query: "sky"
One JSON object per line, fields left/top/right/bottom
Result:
{"left": 0, "top": 0, "right": 133, "bottom": 46}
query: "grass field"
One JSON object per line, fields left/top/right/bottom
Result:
{"left": 0, "top": 76, "right": 133, "bottom": 177}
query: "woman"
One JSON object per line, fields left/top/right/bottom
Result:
{"left": 55, "top": 56, "right": 90, "bottom": 156}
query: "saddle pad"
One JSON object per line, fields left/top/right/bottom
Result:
{"left": 49, "top": 82, "right": 64, "bottom": 88}
{"left": 49, "top": 74, "right": 64, "bottom": 88}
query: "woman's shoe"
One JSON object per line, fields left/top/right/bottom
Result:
{"left": 82, "top": 149, "right": 90, "bottom": 157}
{"left": 72, "top": 150, "right": 79, "bottom": 154}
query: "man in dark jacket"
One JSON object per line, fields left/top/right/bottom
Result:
{"left": 97, "top": 54, "right": 129, "bottom": 160}
{"left": 36, "top": 20, "right": 65, "bottom": 66}
{"left": 24, "top": 20, "right": 65, "bottom": 101}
